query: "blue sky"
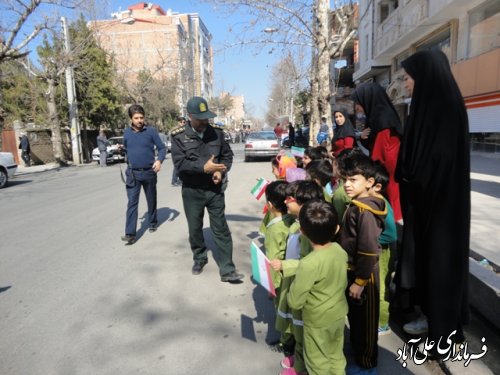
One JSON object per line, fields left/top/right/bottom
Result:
{"left": 3, "top": 0, "right": 311, "bottom": 119}
{"left": 108, "top": 0, "right": 284, "bottom": 118}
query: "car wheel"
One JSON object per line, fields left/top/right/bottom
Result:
{"left": 0, "top": 169, "right": 8, "bottom": 189}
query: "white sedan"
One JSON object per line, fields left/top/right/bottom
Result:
{"left": 92, "top": 136, "right": 126, "bottom": 164}
{"left": 244, "top": 131, "right": 281, "bottom": 162}
{"left": 0, "top": 152, "right": 18, "bottom": 188}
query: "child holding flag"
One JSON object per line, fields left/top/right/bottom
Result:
{"left": 264, "top": 180, "right": 296, "bottom": 354}
{"left": 271, "top": 181, "right": 324, "bottom": 375}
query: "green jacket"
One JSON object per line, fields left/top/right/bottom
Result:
{"left": 288, "top": 242, "right": 348, "bottom": 328}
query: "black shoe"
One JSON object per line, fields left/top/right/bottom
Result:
{"left": 221, "top": 271, "right": 244, "bottom": 283}
{"left": 121, "top": 234, "right": 136, "bottom": 244}
{"left": 192, "top": 260, "right": 208, "bottom": 275}
{"left": 149, "top": 224, "right": 158, "bottom": 233}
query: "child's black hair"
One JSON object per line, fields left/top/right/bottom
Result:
{"left": 316, "top": 146, "right": 329, "bottom": 159}
{"left": 299, "top": 199, "right": 339, "bottom": 245}
{"left": 304, "top": 147, "right": 323, "bottom": 161}
{"left": 265, "top": 180, "right": 288, "bottom": 214}
{"left": 295, "top": 180, "right": 324, "bottom": 205}
{"left": 372, "top": 161, "right": 389, "bottom": 195}
{"left": 305, "top": 159, "right": 333, "bottom": 187}
{"left": 285, "top": 181, "right": 302, "bottom": 198}
{"left": 341, "top": 152, "right": 375, "bottom": 180}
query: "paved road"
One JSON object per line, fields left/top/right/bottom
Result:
{"left": 0, "top": 143, "right": 493, "bottom": 374}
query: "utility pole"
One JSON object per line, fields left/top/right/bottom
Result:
{"left": 61, "top": 16, "right": 82, "bottom": 164}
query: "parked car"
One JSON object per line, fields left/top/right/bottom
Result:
{"left": 159, "top": 132, "right": 171, "bottom": 153}
{"left": 244, "top": 131, "right": 281, "bottom": 162}
{"left": 92, "top": 136, "right": 126, "bottom": 164}
{"left": 0, "top": 152, "right": 18, "bottom": 188}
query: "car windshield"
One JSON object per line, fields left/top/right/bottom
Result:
{"left": 248, "top": 132, "right": 276, "bottom": 141}
{"left": 109, "top": 138, "right": 123, "bottom": 145}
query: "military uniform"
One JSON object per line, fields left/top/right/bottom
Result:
{"left": 171, "top": 120, "right": 237, "bottom": 276}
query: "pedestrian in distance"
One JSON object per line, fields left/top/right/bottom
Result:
{"left": 171, "top": 96, "right": 243, "bottom": 283}
{"left": 121, "top": 104, "right": 166, "bottom": 245}
{"left": 395, "top": 49, "right": 470, "bottom": 354}
{"left": 274, "top": 122, "right": 283, "bottom": 140}
{"left": 96, "top": 129, "right": 109, "bottom": 167}
{"left": 171, "top": 116, "right": 185, "bottom": 186}
{"left": 331, "top": 109, "right": 356, "bottom": 158}
{"left": 19, "top": 133, "right": 31, "bottom": 167}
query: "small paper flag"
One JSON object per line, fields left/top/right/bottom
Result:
{"left": 251, "top": 178, "right": 269, "bottom": 200}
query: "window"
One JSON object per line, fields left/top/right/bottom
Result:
{"left": 416, "top": 27, "right": 451, "bottom": 61}
{"left": 379, "top": 0, "right": 399, "bottom": 24}
{"left": 468, "top": 0, "right": 500, "bottom": 58}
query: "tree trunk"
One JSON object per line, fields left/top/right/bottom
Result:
{"left": 0, "top": 66, "right": 4, "bottom": 151}
{"left": 309, "top": 0, "right": 332, "bottom": 146}
{"left": 46, "top": 78, "right": 66, "bottom": 165}
{"left": 317, "top": 0, "right": 331, "bottom": 127}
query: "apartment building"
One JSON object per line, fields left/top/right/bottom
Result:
{"left": 90, "top": 2, "right": 213, "bottom": 111}
{"left": 354, "top": 0, "right": 500, "bottom": 151}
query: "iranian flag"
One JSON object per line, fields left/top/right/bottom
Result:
{"left": 251, "top": 178, "right": 269, "bottom": 200}
{"left": 250, "top": 242, "right": 276, "bottom": 297}
{"left": 291, "top": 146, "right": 305, "bottom": 158}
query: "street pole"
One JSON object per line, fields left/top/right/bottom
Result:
{"left": 61, "top": 16, "right": 82, "bottom": 164}
{"left": 290, "top": 85, "right": 295, "bottom": 124}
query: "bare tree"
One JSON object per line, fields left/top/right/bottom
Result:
{"left": 0, "top": 0, "right": 89, "bottom": 149}
{"left": 200, "top": 0, "right": 357, "bottom": 144}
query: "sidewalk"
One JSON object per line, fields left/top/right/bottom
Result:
{"left": 15, "top": 162, "right": 64, "bottom": 176}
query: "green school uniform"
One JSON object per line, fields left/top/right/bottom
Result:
{"left": 276, "top": 234, "right": 313, "bottom": 373}
{"left": 288, "top": 243, "right": 348, "bottom": 375}
{"left": 275, "top": 221, "right": 301, "bottom": 346}
{"left": 265, "top": 214, "right": 295, "bottom": 290}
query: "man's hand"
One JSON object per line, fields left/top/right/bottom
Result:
{"left": 152, "top": 160, "right": 162, "bottom": 173}
{"left": 212, "top": 171, "right": 222, "bottom": 185}
{"left": 204, "top": 155, "right": 227, "bottom": 174}
{"left": 349, "top": 283, "right": 365, "bottom": 300}
{"left": 270, "top": 259, "right": 282, "bottom": 271}
{"left": 360, "top": 127, "right": 371, "bottom": 140}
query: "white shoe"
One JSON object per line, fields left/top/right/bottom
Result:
{"left": 403, "top": 315, "right": 428, "bottom": 335}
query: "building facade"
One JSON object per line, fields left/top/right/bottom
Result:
{"left": 354, "top": 0, "right": 500, "bottom": 152}
{"left": 90, "top": 2, "right": 213, "bottom": 112}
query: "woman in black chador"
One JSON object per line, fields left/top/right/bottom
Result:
{"left": 396, "top": 49, "right": 470, "bottom": 349}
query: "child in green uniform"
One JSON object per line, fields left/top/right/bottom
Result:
{"left": 264, "top": 180, "right": 296, "bottom": 354}
{"left": 339, "top": 153, "right": 386, "bottom": 374}
{"left": 370, "top": 162, "right": 397, "bottom": 335}
{"left": 271, "top": 181, "right": 323, "bottom": 375}
{"left": 287, "top": 199, "right": 348, "bottom": 375}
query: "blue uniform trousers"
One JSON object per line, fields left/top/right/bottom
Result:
{"left": 125, "top": 168, "right": 157, "bottom": 236}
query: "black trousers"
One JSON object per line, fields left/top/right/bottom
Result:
{"left": 347, "top": 270, "right": 380, "bottom": 369}
{"left": 181, "top": 186, "right": 235, "bottom": 276}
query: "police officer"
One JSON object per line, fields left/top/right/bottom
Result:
{"left": 171, "top": 96, "right": 244, "bottom": 283}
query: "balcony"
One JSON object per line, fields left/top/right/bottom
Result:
{"left": 375, "top": 0, "right": 429, "bottom": 56}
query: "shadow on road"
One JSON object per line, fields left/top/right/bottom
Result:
{"left": 0, "top": 286, "right": 12, "bottom": 294}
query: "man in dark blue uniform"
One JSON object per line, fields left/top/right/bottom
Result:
{"left": 171, "top": 96, "right": 243, "bottom": 283}
{"left": 121, "top": 104, "right": 166, "bottom": 244}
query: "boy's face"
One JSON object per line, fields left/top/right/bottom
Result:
{"left": 344, "top": 174, "right": 374, "bottom": 198}
{"left": 285, "top": 196, "right": 300, "bottom": 216}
